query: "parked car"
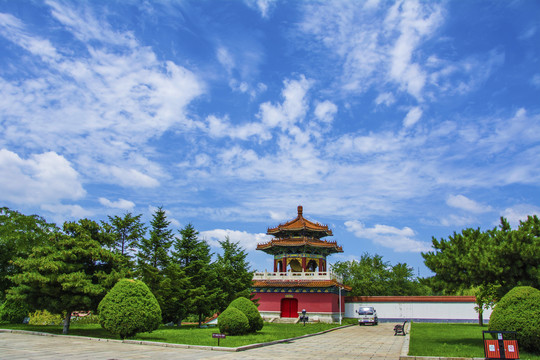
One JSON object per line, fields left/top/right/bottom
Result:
{"left": 356, "top": 306, "right": 378, "bottom": 325}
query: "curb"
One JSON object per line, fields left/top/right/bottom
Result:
{"left": 0, "top": 324, "right": 354, "bottom": 352}
{"left": 398, "top": 323, "right": 484, "bottom": 360}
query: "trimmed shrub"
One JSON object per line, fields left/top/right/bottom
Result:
{"left": 488, "top": 286, "right": 540, "bottom": 352}
{"left": 98, "top": 279, "right": 161, "bottom": 339}
{"left": 228, "top": 297, "right": 264, "bottom": 332}
{"left": 218, "top": 307, "right": 249, "bottom": 335}
{"left": 0, "top": 299, "right": 30, "bottom": 324}
{"left": 28, "top": 310, "right": 63, "bottom": 325}
{"left": 72, "top": 314, "right": 100, "bottom": 325}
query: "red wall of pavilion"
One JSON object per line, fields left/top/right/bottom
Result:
{"left": 252, "top": 291, "right": 345, "bottom": 315}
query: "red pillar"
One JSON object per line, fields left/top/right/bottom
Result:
{"left": 274, "top": 259, "right": 278, "bottom": 272}
{"left": 302, "top": 257, "right": 306, "bottom": 271}
{"left": 282, "top": 257, "right": 287, "bottom": 272}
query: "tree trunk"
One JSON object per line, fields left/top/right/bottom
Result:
{"left": 63, "top": 311, "right": 72, "bottom": 335}
{"left": 478, "top": 310, "right": 483, "bottom": 326}
{"left": 176, "top": 319, "right": 182, "bottom": 327}
{"left": 198, "top": 313, "right": 203, "bottom": 327}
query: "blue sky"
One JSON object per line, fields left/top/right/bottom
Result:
{"left": 1, "top": 0, "right": 539, "bottom": 276}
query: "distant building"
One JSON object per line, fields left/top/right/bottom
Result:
{"left": 252, "top": 206, "right": 350, "bottom": 323}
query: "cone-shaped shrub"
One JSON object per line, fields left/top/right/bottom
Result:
{"left": 218, "top": 306, "right": 249, "bottom": 335}
{"left": 98, "top": 279, "right": 161, "bottom": 339}
{"left": 489, "top": 286, "right": 540, "bottom": 352}
{"left": 228, "top": 297, "right": 264, "bottom": 332}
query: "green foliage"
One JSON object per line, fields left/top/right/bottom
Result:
{"left": 172, "top": 224, "right": 221, "bottom": 326}
{"left": 8, "top": 219, "right": 126, "bottom": 334}
{"left": 154, "top": 262, "right": 189, "bottom": 326}
{"left": 228, "top": 297, "right": 263, "bottom": 332}
{"left": 423, "top": 216, "right": 540, "bottom": 298}
{"left": 217, "top": 306, "right": 249, "bottom": 335}
{"left": 332, "top": 253, "right": 429, "bottom": 296}
{"left": 0, "top": 207, "right": 56, "bottom": 301}
{"left": 0, "top": 299, "right": 30, "bottom": 323}
{"left": 28, "top": 310, "right": 63, "bottom": 325}
{"left": 137, "top": 207, "right": 174, "bottom": 293}
{"left": 103, "top": 212, "right": 146, "bottom": 260}
{"left": 98, "top": 279, "right": 162, "bottom": 339}
{"left": 489, "top": 286, "right": 540, "bottom": 352}
{"left": 214, "top": 237, "right": 254, "bottom": 312}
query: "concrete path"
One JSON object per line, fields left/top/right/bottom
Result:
{"left": 0, "top": 323, "right": 407, "bottom": 360}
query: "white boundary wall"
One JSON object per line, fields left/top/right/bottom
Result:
{"left": 345, "top": 296, "right": 493, "bottom": 323}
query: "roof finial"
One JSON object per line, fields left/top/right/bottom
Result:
{"left": 298, "top": 205, "right": 303, "bottom": 216}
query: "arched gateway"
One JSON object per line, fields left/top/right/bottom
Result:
{"left": 252, "top": 206, "right": 350, "bottom": 322}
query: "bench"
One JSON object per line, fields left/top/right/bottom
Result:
{"left": 394, "top": 320, "right": 407, "bottom": 336}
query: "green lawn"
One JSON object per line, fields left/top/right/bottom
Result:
{"left": 0, "top": 321, "right": 350, "bottom": 348}
{"left": 409, "top": 323, "right": 540, "bottom": 360}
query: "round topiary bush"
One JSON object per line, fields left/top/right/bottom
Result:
{"left": 0, "top": 299, "right": 30, "bottom": 324}
{"left": 218, "top": 306, "right": 249, "bottom": 335}
{"left": 98, "top": 279, "right": 161, "bottom": 339}
{"left": 228, "top": 297, "right": 263, "bottom": 333}
{"left": 488, "top": 286, "right": 540, "bottom": 352}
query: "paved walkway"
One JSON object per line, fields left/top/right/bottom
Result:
{"left": 0, "top": 323, "right": 407, "bottom": 360}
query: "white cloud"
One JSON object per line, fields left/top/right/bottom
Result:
{"left": 345, "top": 220, "right": 432, "bottom": 252}
{"left": 446, "top": 194, "right": 492, "bottom": 214}
{"left": 500, "top": 204, "right": 540, "bottom": 228}
{"left": 258, "top": 75, "right": 313, "bottom": 130}
{"left": 375, "top": 92, "right": 396, "bottom": 106}
{"left": 200, "top": 229, "right": 272, "bottom": 251}
{"left": 0, "top": 5, "right": 204, "bottom": 189}
{"left": 403, "top": 106, "right": 422, "bottom": 127}
{"left": 41, "top": 203, "right": 93, "bottom": 220}
{"left": 439, "top": 214, "right": 477, "bottom": 227}
{"left": 244, "top": 0, "right": 276, "bottom": 18}
{"left": 99, "top": 197, "right": 135, "bottom": 211}
{"left": 314, "top": 100, "right": 338, "bottom": 123}
{"left": 0, "top": 149, "right": 85, "bottom": 205}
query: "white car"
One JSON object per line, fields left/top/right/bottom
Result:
{"left": 356, "top": 306, "right": 378, "bottom": 325}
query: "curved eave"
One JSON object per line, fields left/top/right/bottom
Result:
{"left": 256, "top": 238, "right": 343, "bottom": 254}
{"left": 252, "top": 279, "right": 351, "bottom": 291}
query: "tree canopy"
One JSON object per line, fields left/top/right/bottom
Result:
{"left": 8, "top": 219, "right": 126, "bottom": 334}
{"left": 422, "top": 216, "right": 540, "bottom": 298}
{"left": 331, "top": 253, "right": 430, "bottom": 296}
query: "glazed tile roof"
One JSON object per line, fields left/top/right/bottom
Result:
{"left": 256, "top": 237, "right": 343, "bottom": 252}
{"left": 266, "top": 206, "right": 333, "bottom": 236}
{"left": 253, "top": 279, "right": 352, "bottom": 291}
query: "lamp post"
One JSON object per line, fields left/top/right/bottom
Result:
{"left": 300, "top": 309, "right": 309, "bottom": 326}
{"left": 339, "top": 286, "right": 342, "bottom": 325}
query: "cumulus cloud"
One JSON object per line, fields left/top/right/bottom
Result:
{"left": 446, "top": 194, "right": 492, "bottom": 214}
{"left": 0, "top": 149, "right": 85, "bottom": 205}
{"left": 314, "top": 100, "right": 338, "bottom": 123}
{"left": 200, "top": 229, "right": 272, "bottom": 251}
{"left": 99, "top": 197, "right": 135, "bottom": 211}
{"left": 345, "top": 220, "right": 431, "bottom": 252}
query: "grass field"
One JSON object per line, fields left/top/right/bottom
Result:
{"left": 0, "top": 321, "right": 352, "bottom": 347}
{"left": 409, "top": 323, "right": 540, "bottom": 360}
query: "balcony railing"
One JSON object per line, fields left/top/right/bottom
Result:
{"left": 253, "top": 270, "right": 343, "bottom": 283}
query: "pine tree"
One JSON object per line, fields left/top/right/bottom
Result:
{"left": 103, "top": 212, "right": 146, "bottom": 259}
{"left": 172, "top": 224, "right": 222, "bottom": 326}
{"left": 137, "top": 207, "right": 173, "bottom": 294}
{"left": 8, "top": 219, "right": 126, "bottom": 334}
{"left": 214, "top": 236, "right": 254, "bottom": 312}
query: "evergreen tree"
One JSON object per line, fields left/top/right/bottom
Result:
{"left": 137, "top": 207, "right": 173, "bottom": 293}
{"left": 103, "top": 212, "right": 146, "bottom": 259}
{"left": 0, "top": 207, "right": 57, "bottom": 301}
{"left": 156, "top": 262, "right": 189, "bottom": 326}
{"left": 422, "top": 216, "right": 540, "bottom": 298}
{"left": 8, "top": 219, "right": 126, "bottom": 334}
{"left": 214, "top": 236, "right": 254, "bottom": 312}
{"left": 172, "top": 224, "right": 222, "bottom": 326}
